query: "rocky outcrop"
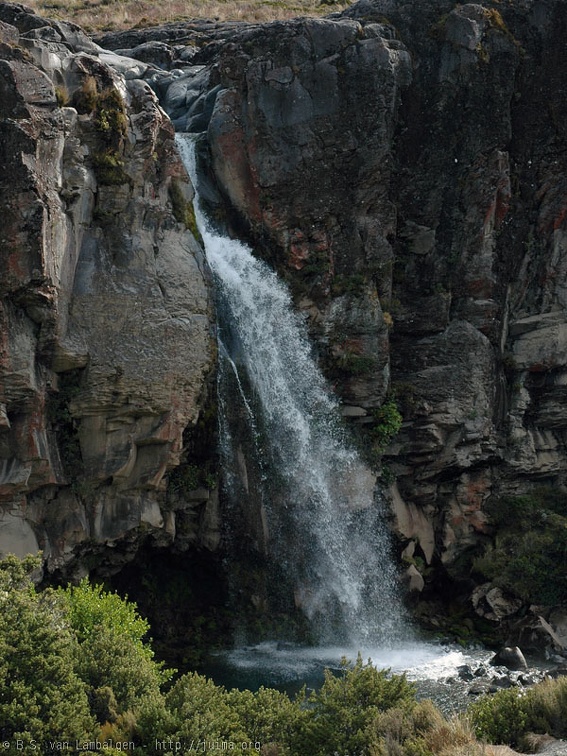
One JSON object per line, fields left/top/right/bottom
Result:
{"left": 0, "top": 4, "right": 216, "bottom": 577}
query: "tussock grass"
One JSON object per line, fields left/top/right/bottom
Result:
{"left": 25, "top": 0, "right": 352, "bottom": 33}
{"left": 423, "top": 711, "right": 484, "bottom": 756}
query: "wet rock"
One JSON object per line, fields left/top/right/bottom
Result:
{"left": 474, "top": 665, "right": 489, "bottom": 677}
{"left": 457, "top": 664, "right": 475, "bottom": 681}
{"left": 489, "top": 674, "right": 515, "bottom": 690}
{"left": 518, "top": 672, "right": 541, "bottom": 687}
{"left": 468, "top": 682, "right": 489, "bottom": 696}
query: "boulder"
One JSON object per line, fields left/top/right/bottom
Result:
{"left": 472, "top": 584, "right": 523, "bottom": 622}
{"left": 490, "top": 647, "right": 528, "bottom": 672}
{"left": 457, "top": 664, "right": 475, "bottom": 682}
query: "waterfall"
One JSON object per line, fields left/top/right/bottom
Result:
{"left": 176, "top": 134, "right": 408, "bottom": 647}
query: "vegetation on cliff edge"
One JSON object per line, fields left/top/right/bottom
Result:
{"left": 24, "top": 0, "right": 353, "bottom": 33}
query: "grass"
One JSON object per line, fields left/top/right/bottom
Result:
{"left": 26, "top": 0, "right": 353, "bottom": 33}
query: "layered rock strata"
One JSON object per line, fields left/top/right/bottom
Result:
{"left": 0, "top": 3, "right": 215, "bottom": 577}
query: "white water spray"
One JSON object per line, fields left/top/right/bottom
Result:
{"left": 177, "top": 133, "right": 408, "bottom": 646}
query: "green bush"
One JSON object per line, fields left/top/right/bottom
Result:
{"left": 370, "top": 399, "right": 403, "bottom": 451}
{"left": 523, "top": 677, "right": 567, "bottom": 739}
{"left": 298, "top": 654, "right": 417, "bottom": 755}
{"left": 62, "top": 580, "right": 173, "bottom": 716}
{"left": 91, "top": 149, "right": 129, "bottom": 186}
{"left": 0, "top": 555, "right": 96, "bottom": 742}
{"left": 474, "top": 489, "right": 567, "bottom": 605}
{"left": 334, "top": 352, "right": 379, "bottom": 377}
{"left": 64, "top": 579, "right": 153, "bottom": 651}
{"left": 166, "top": 672, "right": 248, "bottom": 744}
{"left": 469, "top": 689, "right": 528, "bottom": 745}
{"left": 94, "top": 87, "right": 128, "bottom": 145}
{"left": 226, "top": 686, "right": 309, "bottom": 753}
{"left": 470, "top": 677, "right": 567, "bottom": 746}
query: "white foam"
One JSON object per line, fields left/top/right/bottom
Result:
{"left": 220, "top": 641, "right": 485, "bottom": 685}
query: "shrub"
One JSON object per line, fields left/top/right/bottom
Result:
{"left": 469, "top": 689, "right": 528, "bottom": 745}
{"left": 62, "top": 580, "right": 173, "bottom": 716}
{"left": 55, "top": 84, "right": 70, "bottom": 106}
{"left": 73, "top": 75, "right": 99, "bottom": 113}
{"left": 73, "top": 81, "right": 130, "bottom": 185}
{"left": 0, "top": 555, "right": 96, "bottom": 742}
{"left": 297, "top": 654, "right": 417, "bottom": 755}
{"left": 94, "top": 87, "right": 128, "bottom": 145}
{"left": 470, "top": 677, "right": 567, "bottom": 746}
{"left": 166, "top": 672, "right": 248, "bottom": 743}
{"left": 370, "top": 398, "right": 403, "bottom": 451}
{"left": 91, "top": 149, "right": 129, "bottom": 185}
{"left": 227, "top": 686, "right": 308, "bottom": 753}
{"left": 523, "top": 676, "right": 567, "bottom": 739}
{"left": 339, "top": 353, "right": 379, "bottom": 376}
{"left": 421, "top": 711, "right": 479, "bottom": 756}
{"left": 64, "top": 579, "right": 151, "bottom": 649}
{"left": 474, "top": 489, "right": 567, "bottom": 605}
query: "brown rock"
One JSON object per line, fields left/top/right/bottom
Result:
{"left": 0, "top": 9, "right": 215, "bottom": 576}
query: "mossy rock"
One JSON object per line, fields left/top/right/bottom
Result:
{"left": 169, "top": 178, "right": 202, "bottom": 243}
{"left": 91, "top": 149, "right": 129, "bottom": 186}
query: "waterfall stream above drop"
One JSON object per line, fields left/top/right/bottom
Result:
{"left": 176, "top": 133, "right": 409, "bottom": 648}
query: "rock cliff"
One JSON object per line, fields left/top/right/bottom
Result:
{"left": 0, "top": 3, "right": 216, "bottom": 579}
{"left": 95, "top": 0, "right": 567, "bottom": 631}
{"left": 2, "top": 0, "right": 567, "bottom": 645}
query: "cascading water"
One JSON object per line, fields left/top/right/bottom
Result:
{"left": 176, "top": 133, "right": 408, "bottom": 648}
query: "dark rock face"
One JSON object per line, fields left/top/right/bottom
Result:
{"left": 370, "top": 1, "right": 567, "bottom": 625}
{"left": 124, "top": 1, "right": 567, "bottom": 603}
{"left": 121, "top": 0, "right": 567, "bottom": 624}
{"left": 205, "top": 17, "right": 411, "bottom": 409}
{"left": 0, "top": 4, "right": 216, "bottom": 578}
